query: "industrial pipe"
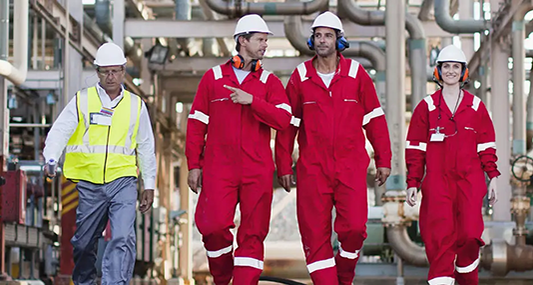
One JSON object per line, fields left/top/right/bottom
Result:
{"left": 527, "top": 54, "right": 533, "bottom": 150}
{"left": 205, "top": 0, "right": 328, "bottom": 16}
{"left": 176, "top": 0, "right": 194, "bottom": 56}
{"left": 0, "top": 0, "right": 28, "bottom": 85}
{"left": 386, "top": 226, "right": 429, "bottom": 267}
{"left": 92, "top": 0, "right": 143, "bottom": 66}
{"left": 434, "top": 0, "right": 486, "bottom": 33}
{"left": 512, "top": 3, "right": 532, "bottom": 159}
{"left": 338, "top": 0, "right": 428, "bottom": 109}
{"left": 82, "top": 13, "right": 143, "bottom": 67}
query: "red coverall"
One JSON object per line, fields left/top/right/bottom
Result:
{"left": 275, "top": 54, "right": 392, "bottom": 285}
{"left": 186, "top": 60, "right": 291, "bottom": 285}
{"left": 405, "top": 90, "right": 500, "bottom": 285}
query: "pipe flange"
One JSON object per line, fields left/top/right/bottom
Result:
{"left": 512, "top": 228, "right": 529, "bottom": 236}
{"left": 511, "top": 196, "right": 531, "bottom": 213}
{"left": 491, "top": 239, "right": 508, "bottom": 276}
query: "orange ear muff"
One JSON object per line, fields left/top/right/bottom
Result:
{"left": 251, "top": 60, "right": 262, "bottom": 72}
{"left": 231, "top": 54, "right": 245, "bottom": 69}
{"left": 461, "top": 67, "right": 469, "bottom": 82}
{"left": 433, "top": 66, "right": 442, "bottom": 82}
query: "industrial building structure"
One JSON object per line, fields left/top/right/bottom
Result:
{"left": 1, "top": 0, "right": 533, "bottom": 284}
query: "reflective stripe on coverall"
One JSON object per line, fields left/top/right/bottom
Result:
{"left": 405, "top": 90, "right": 500, "bottom": 285}
{"left": 275, "top": 54, "right": 392, "bottom": 285}
{"left": 186, "top": 60, "right": 291, "bottom": 285}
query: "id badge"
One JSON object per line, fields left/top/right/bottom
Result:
{"left": 430, "top": 133, "right": 445, "bottom": 142}
{"left": 90, "top": 113, "right": 113, "bottom": 126}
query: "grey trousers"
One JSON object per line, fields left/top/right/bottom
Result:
{"left": 71, "top": 177, "right": 137, "bottom": 285}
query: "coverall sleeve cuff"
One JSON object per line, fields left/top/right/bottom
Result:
{"left": 143, "top": 179, "right": 156, "bottom": 190}
{"left": 375, "top": 160, "right": 391, "bottom": 169}
{"left": 487, "top": 170, "right": 501, "bottom": 180}
{"left": 277, "top": 166, "right": 293, "bottom": 177}
{"left": 187, "top": 161, "right": 202, "bottom": 171}
{"left": 407, "top": 181, "right": 420, "bottom": 189}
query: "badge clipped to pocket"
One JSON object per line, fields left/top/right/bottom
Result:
{"left": 430, "top": 126, "right": 445, "bottom": 142}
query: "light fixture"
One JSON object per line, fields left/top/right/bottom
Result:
{"left": 46, "top": 91, "right": 56, "bottom": 105}
{"left": 7, "top": 91, "right": 17, "bottom": 109}
{"left": 145, "top": 43, "right": 169, "bottom": 65}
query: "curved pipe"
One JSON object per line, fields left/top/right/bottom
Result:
{"left": 0, "top": 0, "right": 28, "bottom": 85}
{"left": 205, "top": 0, "right": 327, "bottom": 16}
{"left": 434, "top": 0, "right": 486, "bottom": 33}
{"left": 338, "top": 0, "right": 428, "bottom": 108}
{"left": 386, "top": 225, "right": 429, "bottom": 267}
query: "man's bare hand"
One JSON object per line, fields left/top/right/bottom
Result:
{"left": 278, "top": 174, "right": 295, "bottom": 193}
{"left": 224, "top": 85, "right": 253, "bottom": 105}
{"left": 139, "top": 189, "right": 154, "bottom": 213}
{"left": 188, "top": 169, "right": 202, "bottom": 194}
{"left": 375, "top": 167, "right": 391, "bottom": 186}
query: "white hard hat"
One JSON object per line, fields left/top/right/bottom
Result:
{"left": 93, "top": 42, "right": 127, "bottom": 67}
{"left": 436, "top": 45, "right": 467, "bottom": 64}
{"left": 233, "top": 14, "right": 273, "bottom": 39}
{"left": 311, "top": 11, "right": 344, "bottom": 34}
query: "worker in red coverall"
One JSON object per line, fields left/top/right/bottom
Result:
{"left": 405, "top": 44, "right": 500, "bottom": 285}
{"left": 275, "top": 11, "right": 392, "bottom": 285}
{"left": 185, "top": 14, "right": 291, "bottom": 285}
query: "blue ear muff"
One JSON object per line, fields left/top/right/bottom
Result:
{"left": 308, "top": 34, "right": 349, "bottom": 51}
{"left": 307, "top": 35, "right": 315, "bottom": 50}
{"left": 337, "top": 36, "right": 349, "bottom": 51}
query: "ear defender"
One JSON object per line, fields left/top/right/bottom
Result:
{"left": 231, "top": 54, "right": 262, "bottom": 72}
{"left": 433, "top": 64, "right": 469, "bottom": 82}
{"left": 231, "top": 54, "right": 245, "bottom": 69}
{"left": 307, "top": 34, "right": 350, "bottom": 51}
{"left": 250, "top": 60, "right": 262, "bottom": 72}
{"left": 337, "top": 36, "right": 349, "bottom": 51}
{"left": 307, "top": 35, "right": 315, "bottom": 50}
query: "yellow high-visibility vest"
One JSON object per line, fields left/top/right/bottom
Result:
{"left": 63, "top": 86, "right": 142, "bottom": 184}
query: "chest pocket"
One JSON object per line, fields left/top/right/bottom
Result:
{"left": 342, "top": 94, "right": 365, "bottom": 126}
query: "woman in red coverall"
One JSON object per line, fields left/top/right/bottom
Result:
{"left": 405, "top": 44, "right": 499, "bottom": 285}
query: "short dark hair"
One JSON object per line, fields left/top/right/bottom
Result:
{"left": 235, "top": 33, "right": 254, "bottom": 53}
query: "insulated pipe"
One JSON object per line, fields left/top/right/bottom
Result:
{"left": 205, "top": 0, "right": 328, "bottom": 16}
{"left": 527, "top": 56, "right": 533, "bottom": 150}
{"left": 0, "top": 0, "right": 28, "bottom": 85}
{"left": 176, "top": 0, "right": 193, "bottom": 56}
{"left": 512, "top": 4, "right": 532, "bottom": 159}
{"left": 386, "top": 226, "right": 428, "bottom": 267}
{"left": 434, "top": 0, "right": 486, "bottom": 33}
{"left": 338, "top": 0, "right": 428, "bottom": 109}
{"left": 385, "top": 0, "right": 406, "bottom": 192}
{"left": 284, "top": 15, "right": 386, "bottom": 102}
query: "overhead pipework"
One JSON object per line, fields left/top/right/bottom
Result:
{"left": 0, "top": 0, "right": 28, "bottom": 86}
{"left": 205, "top": 0, "right": 328, "bottom": 16}
{"left": 434, "top": 0, "right": 487, "bottom": 33}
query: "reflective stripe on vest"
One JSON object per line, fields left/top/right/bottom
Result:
{"left": 63, "top": 86, "right": 141, "bottom": 184}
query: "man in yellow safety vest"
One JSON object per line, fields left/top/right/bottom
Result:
{"left": 43, "top": 42, "right": 156, "bottom": 285}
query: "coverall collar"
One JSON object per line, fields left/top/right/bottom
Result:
{"left": 221, "top": 59, "right": 262, "bottom": 86}
{"left": 305, "top": 53, "right": 351, "bottom": 91}
{"left": 434, "top": 89, "right": 474, "bottom": 118}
